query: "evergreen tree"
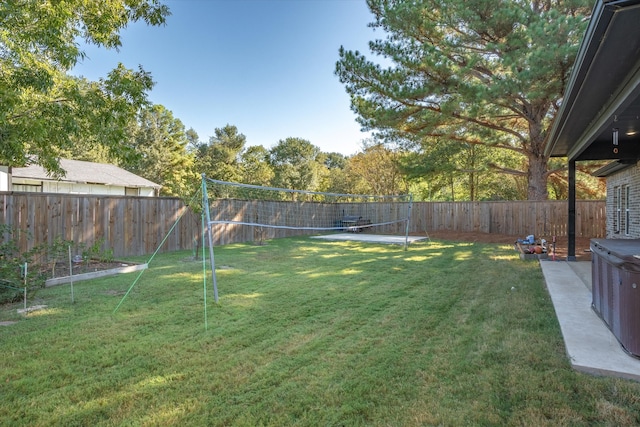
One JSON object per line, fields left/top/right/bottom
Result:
{"left": 129, "top": 105, "right": 196, "bottom": 197}
{"left": 336, "top": 0, "right": 592, "bottom": 200}
{"left": 196, "top": 125, "right": 246, "bottom": 183}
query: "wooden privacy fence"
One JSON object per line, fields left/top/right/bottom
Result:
{"left": 0, "top": 193, "right": 606, "bottom": 258}
{"left": 411, "top": 200, "right": 606, "bottom": 239}
{"left": 0, "top": 193, "right": 200, "bottom": 258}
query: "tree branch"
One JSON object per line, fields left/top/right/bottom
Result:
{"left": 489, "top": 163, "right": 526, "bottom": 176}
{"left": 8, "top": 98, "right": 73, "bottom": 121}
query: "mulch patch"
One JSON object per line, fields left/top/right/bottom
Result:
{"left": 420, "top": 230, "right": 593, "bottom": 262}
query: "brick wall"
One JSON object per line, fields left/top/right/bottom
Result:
{"left": 605, "top": 161, "right": 640, "bottom": 238}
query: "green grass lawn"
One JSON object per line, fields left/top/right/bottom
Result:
{"left": 1, "top": 236, "right": 640, "bottom": 426}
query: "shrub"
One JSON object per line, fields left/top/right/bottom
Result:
{"left": 0, "top": 227, "right": 114, "bottom": 304}
{"left": 0, "top": 225, "right": 40, "bottom": 303}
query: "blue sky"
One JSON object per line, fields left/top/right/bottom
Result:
{"left": 71, "top": 0, "right": 381, "bottom": 156}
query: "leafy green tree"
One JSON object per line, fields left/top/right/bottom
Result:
{"left": 316, "top": 151, "right": 348, "bottom": 194}
{"left": 322, "top": 152, "right": 348, "bottom": 170}
{"left": 269, "top": 138, "right": 322, "bottom": 192}
{"left": 400, "top": 141, "right": 461, "bottom": 200}
{"left": 128, "top": 104, "right": 196, "bottom": 197}
{"left": 400, "top": 136, "right": 526, "bottom": 200}
{"left": 59, "top": 124, "right": 115, "bottom": 165}
{"left": 0, "top": 0, "right": 169, "bottom": 176}
{"left": 547, "top": 159, "right": 606, "bottom": 200}
{"left": 195, "top": 125, "right": 246, "bottom": 183}
{"left": 344, "top": 142, "right": 408, "bottom": 196}
{"left": 240, "top": 145, "right": 274, "bottom": 186}
{"left": 336, "top": 0, "right": 592, "bottom": 200}
{"left": 319, "top": 166, "right": 352, "bottom": 195}
{"left": 185, "top": 128, "right": 201, "bottom": 153}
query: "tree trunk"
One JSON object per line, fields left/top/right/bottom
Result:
{"left": 527, "top": 152, "right": 549, "bottom": 201}
{"left": 527, "top": 104, "right": 550, "bottom": 201}
{"left": 450, "top": 176, "right": 455, "bottom": 201}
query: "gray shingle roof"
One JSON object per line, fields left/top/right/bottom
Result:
{"left": 12, "top": 159, "right": 162, "bottom": 189}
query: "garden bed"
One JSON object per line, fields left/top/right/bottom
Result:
{"left": 44, "top": 260, "right": 147, "bottom": 287}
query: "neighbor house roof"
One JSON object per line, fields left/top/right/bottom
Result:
{"left": 12, "top": 159, "right": 162, "bottom": 189}
{"left": 545, "top": 0, "right": 640, "bottom": 161}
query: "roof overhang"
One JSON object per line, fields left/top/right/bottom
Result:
{"left": 545, "top": 0, "right": 640, "bottom": 162}
{"left": 592, "top": 159, "right": 637, "bottom": 177}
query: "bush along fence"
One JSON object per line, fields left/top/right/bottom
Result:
{"left": 0, "top": 193, "right": 605, "bottom": 258}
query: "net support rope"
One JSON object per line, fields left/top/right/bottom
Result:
{"left": 112, "top": 176, "right": 413, "bottom": 329}
{"left": 114, "top": 187, "right": 217, "bottom": 331}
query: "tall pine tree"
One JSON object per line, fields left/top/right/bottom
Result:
{"left": 336, "top": 0, "right": 592, "bottom": 200}
{"left": 129, "top": 104, "right": 196, "bottom": 197}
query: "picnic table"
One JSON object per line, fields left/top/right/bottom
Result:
{"left": 341, "top": 215, "right": 372, "bottom": 232}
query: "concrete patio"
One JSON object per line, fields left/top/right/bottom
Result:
{"left": 540, "top": 259, "right": 640, "bottom": 381}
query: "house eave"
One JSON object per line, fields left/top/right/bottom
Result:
{"left": 592, "top": 159, "right": 637, "bottom": 177}
{"left": 545, "top": 0, "right": 640, "bottom": 161}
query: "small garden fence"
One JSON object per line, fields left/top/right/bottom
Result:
{"left": 0, "top": 193, "right": 605, "bottom": 258}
